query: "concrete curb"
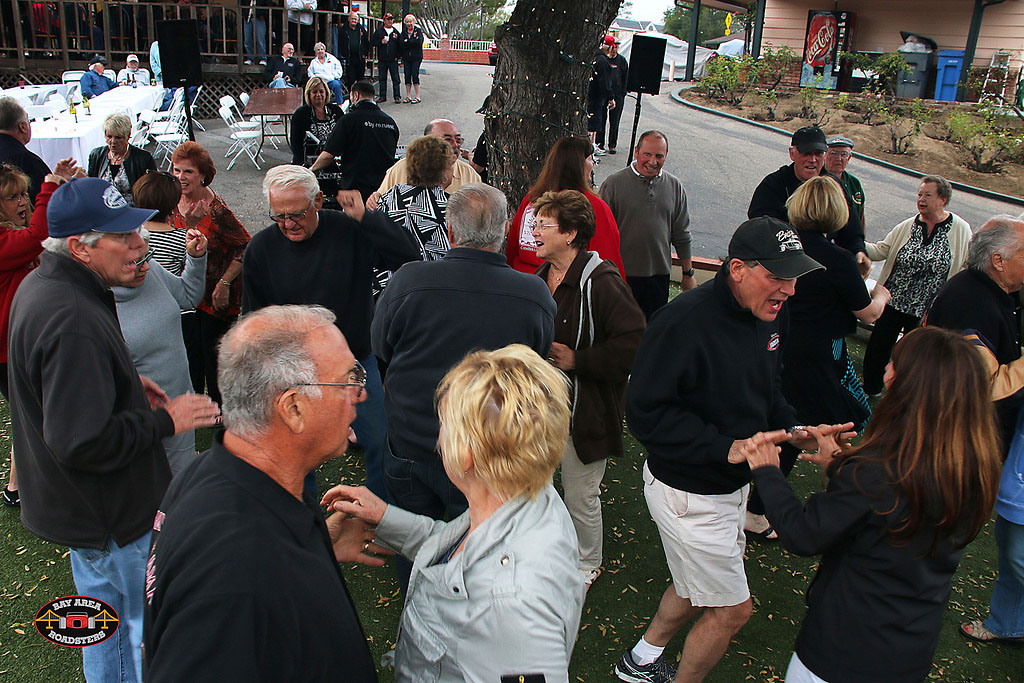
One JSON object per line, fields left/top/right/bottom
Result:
{"left": 672, "top": 89, "right": 1024, "bottom": 208}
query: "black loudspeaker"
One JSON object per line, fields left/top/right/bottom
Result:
{"left": 626, "top": 35, "right": 667, "bottom": 95}
{"left": 156, "top": 20, "right": 203, "bottom": 87}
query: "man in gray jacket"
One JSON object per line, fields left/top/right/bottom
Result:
{"left": 8, "top": 177, "right": 219, "bottom": 682}
{"left": 600, "top": 130, "right": 693, "bottom": 320}
{"left": 371, "top": 183, "right": 555, "bottom": 591}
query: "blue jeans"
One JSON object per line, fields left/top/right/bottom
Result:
{"left": 303, "top": 355, "right": 387, "bottom": 500}
{"left": 378, "top": 60, "right": 401, "bottom": 99}
{"left": 325, "top": 78, "right": 346, "bottom": 105}
{"left": 984, "top": 515, "right": 1024, "bottom": 638}
{"left": 384, "top": 439, "right": 468, "bottom": 592}
{"left": 69, "top": 532, "right": 151, "bottom": 682}
{"left": 243, "top": 17, "right": 267, "bottom": 60}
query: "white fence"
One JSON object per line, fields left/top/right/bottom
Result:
{"left": 448, "top": 39, "right": 491, "bottom": 52}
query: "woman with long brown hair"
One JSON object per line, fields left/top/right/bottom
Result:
{"left": 739, "top": 326, "right": 1002, "bottom": 683}
{"left": 506, "top": 136, "right": 624, "bottom": 277}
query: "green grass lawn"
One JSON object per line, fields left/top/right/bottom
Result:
{"left": 0, "top": 329, "right": 1019, "bottom": 681}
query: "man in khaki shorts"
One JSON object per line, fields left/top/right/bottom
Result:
{"left": 616, "top": 217, "right": 827, "bottom": 683}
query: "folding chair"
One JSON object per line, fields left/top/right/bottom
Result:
{"left": 238, "top": 91, "right": 280, "bottom": 149}
{"left": 218, "top": 106, "right": 263, "bottom": 171}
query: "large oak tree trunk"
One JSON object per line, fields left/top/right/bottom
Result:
{"left": 485, "top": 0, "right": 623, "bottom": 210}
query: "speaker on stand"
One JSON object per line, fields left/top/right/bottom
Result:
{"left": 624, "top": 34, "right": 667, "bottom": 166}
{"left": 156, "top": 19, "right": 204, "bottom": 142}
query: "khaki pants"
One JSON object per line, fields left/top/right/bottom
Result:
{"left": 561, "top": 440, "right": 607, "bottom": 574}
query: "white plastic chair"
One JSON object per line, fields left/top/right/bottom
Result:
{"left": 103, "top": 69, "right": 116, "bottom": 81}
{"left": 25, "top": 104, "right": 59, "bottom": 121}
{"left": 61, "top": 70, "right": 85, "bottom": 84}
{"left": 218, "top": 106, "right": 263, "bottom": 170}
{"left": 188, "top": 85, "right": 205, "bottom": 132}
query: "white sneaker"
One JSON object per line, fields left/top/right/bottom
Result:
{"left": 581, "top": 567, "right": 602, "bottom": 590}
{"left": 593, "top": 145, "right": 607, "bottom": 156}
{"left": 258, "top": 59, "right": 267, "bottom": 66}
{"left": 244, "top": 59, "right": 253, "bottom": 65}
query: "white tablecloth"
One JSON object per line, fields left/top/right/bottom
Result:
{"left": 26, "top": 113, "right": 108, "bottom": 168}
{"left": 87, "top": 86, "right": 164, "bottom": 120}
{"left": 1, "top": 84, "right": 71, "bottom": 105}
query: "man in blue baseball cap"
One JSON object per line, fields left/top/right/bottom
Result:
{"left": 7, "top": 177, "right": 221, "bottom": 682}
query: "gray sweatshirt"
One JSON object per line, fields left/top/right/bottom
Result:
{"left": 113, "top": 253, "right": 206, "bottom": 475}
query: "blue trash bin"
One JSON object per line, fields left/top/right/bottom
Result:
{"left": 934, "top": 49, "right": 965, "bottom": 101}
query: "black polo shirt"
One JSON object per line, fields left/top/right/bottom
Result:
{"left": 143, "top": 436, "right": 376, "bottom": 682}
{"left": 323, "top": 99, "right": 399, "bottom": 200}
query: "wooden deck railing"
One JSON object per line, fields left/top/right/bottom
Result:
{"left": 0, "top": 1, "right": 382, "bottom": 73}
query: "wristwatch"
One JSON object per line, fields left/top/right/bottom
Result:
{"left": 682, "top": 268, "right": 695, "bottom": 277}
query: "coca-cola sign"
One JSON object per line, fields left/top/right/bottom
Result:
{"left": 805, "top": 14, "right": 837, "bottom": 67}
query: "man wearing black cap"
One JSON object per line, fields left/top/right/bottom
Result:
{"left": 748, "top": 126, "right": 869, "bottom": 276}
{"left": 7, "top": 178, "right": 219, "bottom": 682}
{"left": 616, "top": 217, "right": 830, "bottom": 683}
{"left": 81, "top": 55, "right": 118, "bottom": 99}
{"left": 825, "top": 135, "right": 865, "bottom": 227}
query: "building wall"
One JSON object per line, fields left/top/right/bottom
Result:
{"left": 762, "top": 0, "right": 1024, "bottom": 71}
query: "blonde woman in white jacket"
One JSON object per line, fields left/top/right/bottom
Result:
{"left": 861, "top": 175, "right": 971, "bottom": 395}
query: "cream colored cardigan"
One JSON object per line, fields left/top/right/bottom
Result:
{"left": 864, "top": 212, "right": 972, "bottom": 287}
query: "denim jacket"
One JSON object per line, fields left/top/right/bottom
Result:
{"left": 377, "top": 485, "right": 584, "bottom": 682}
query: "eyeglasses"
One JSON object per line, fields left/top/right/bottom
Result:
{"left": 137, "top": 248, "right": 156, "bottom": 266}
{"left": 442, "top": 134, "right": 465, "bottom": 145}
{"left": 269, "top": 205, "right": 314, "bottom": 224}
{"left": 294, "top": 360, "right": 367, "bottom": 399}
{"left": 827, "top": 150, "right": 852, "bottom": 160}
{"left": 534, "top": 220, "right": 560, "bottom": 231}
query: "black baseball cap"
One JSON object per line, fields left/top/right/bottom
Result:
{"left": 791, "top": 126, "right": 827, "bottom": 154}
{"left": 89, "top": 55, "right": 107, "bottom": 66}
{"left": 728, "top": 216, "right": 824, "bottom": 279}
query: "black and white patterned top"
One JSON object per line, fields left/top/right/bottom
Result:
{"left": 372, "top": 184, "right": 450, "bottom": 298}
{"left": 101, "top": 163, "right": 135, "bottom": 206}
{"left": 886, "top": 214, "right": 953, "bottom": 317}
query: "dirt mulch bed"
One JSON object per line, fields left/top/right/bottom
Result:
{"left": 684, "top": 91, "right": 1024, "bottom": 200}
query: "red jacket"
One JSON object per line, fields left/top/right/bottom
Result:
{"left": 0, "top": 180, "right": 52, "bottom": 362}
{"left": 506, "top": 190, "right": 625, "bottom": 278}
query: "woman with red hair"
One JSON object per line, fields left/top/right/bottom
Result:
{"left": 169, "top": 142, "right": 250, "bottom": 405}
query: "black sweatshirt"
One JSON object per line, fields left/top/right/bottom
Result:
{"left": 753, "top": 458, "right": 964, "bottom": 683}
{"left": 626, "top": 267, "right": 797, "bottom": 494}
{"left": 8, "top": 252, "right": 173, "bottom": 549}
{"left": 242, "top": 209, "right": 421, "bottom": 360}
{"left": 748, "top": 164, "right": 866, "bottom": 256}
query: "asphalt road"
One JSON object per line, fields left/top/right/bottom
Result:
{"left": 203, "top": 62, "right": 1023, "bottom": 256}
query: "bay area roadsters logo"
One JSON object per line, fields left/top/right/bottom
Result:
{"left": 34, "top": 595, "right": 119, "bottom": 647}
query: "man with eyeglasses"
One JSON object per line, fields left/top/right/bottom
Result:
{"left": 824, "top": 136, "right": 865, "bottom": 228}
{"left": 748, "top": 126, "right": 870, "bottom": 277}
{"left": 370, "top": 118, "right": 481, "bottom": 205}
{"left": 144, "top": 305, "right": 381, "bottom": 681}
{"left": 242, "top": 165, "right": 420, "bottom": 498}
{"left": 8, "top": 178, "right": 220, "bottom": 682}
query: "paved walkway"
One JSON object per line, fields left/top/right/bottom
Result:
{"left": 194, "top": 62, "right": 1022, "bottom": 254}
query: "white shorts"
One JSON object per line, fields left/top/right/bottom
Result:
{"left": 642, "top": 460, "right": 750, "bottom": 607}
{"left": 786, "top": 653, "right": 829, "bottom": 682}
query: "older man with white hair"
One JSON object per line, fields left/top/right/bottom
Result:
{"left": 117, "top": 54, "right": 151, "bottom": 86}
{"left": 242, "top": 165, "right": 420, "bottom": 498}
{"left": 143, "top": 305, "right": 381, "bottom": 681}
{"left": 7, "top": 177, "right": 219, "bottom": 682}
{"left": 927, "top": 214, "right": 1024, "bottom": 447}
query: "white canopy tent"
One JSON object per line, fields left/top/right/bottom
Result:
{"left": 618, "top": 31, "right": 717, "bottom": 81}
